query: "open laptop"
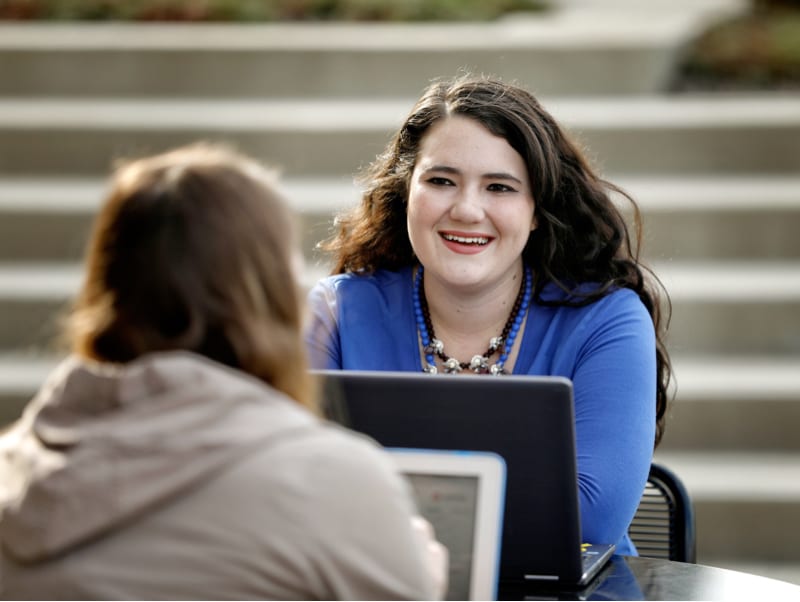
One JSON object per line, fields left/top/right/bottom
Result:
{"left": 388, "top": 448, "right": 506, "bottom": 601}
{"left": 315, "top": 370, "right": 616, "bottom": 591}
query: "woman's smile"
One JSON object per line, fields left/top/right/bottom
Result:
{"left": 439, "top": 230, "right": 493, "bottom": 253}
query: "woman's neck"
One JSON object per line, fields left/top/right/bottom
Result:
{"left": 421, "top": 266, "right": 524, "bottom": 362}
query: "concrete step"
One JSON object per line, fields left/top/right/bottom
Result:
{"left": 658, "top": 262, "right": 800, "bottom": 356}
{"left": 0, "top": 0, "right": 749, "bottom": 99}
{"left": 0, "top": 353, "right": 60, "bottom": 425}
{"left": 616, "top": 176, "right": 800, "bottom": 261}
{"left": 653, "top": 451, "right": 800, "bottom": 563}
{"left": 0, "top": 262, "right": 335, "bottom": 354}
{"left": 0, "top": 176, "right": 357, "bottom": 263}
{"left": 661, "top": 355, "right": 800, "bottom": 452}
{"left": 0, "top": 11, "right": 711, "bottom": 99}
{"left": 0, "top": 263, "right": 79, "bottom": 354}
{"left": 4, "top": 175, "right": 800, "bottom": 262}
{"left": 1, "top": 260, "right": 799, "bottom": 354}
{"left": 1, "top": 95, "right": 800, "bottom": 176}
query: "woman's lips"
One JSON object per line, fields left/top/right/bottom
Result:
{"left": 439, "top": 231, "right": 493, "bottom": 254}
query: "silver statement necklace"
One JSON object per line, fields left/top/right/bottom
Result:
{"left": 412, "top": 265, "right": 533, "bottom": 375}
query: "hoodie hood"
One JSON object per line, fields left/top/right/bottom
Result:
{"left": 0, "top": 351, "right": 316, "bottom": 563}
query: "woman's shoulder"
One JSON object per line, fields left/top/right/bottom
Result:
{"left": 309, "top": 267, "right": 415, "bottom": 316}
{"left": 534, "top": 282, "right": 651, "bottom": 336}
{"left": 539, "top": 280, "right": 644, "bottom": 309}
{"left": 314, "top": 266, "right": 413, "bottom": 293}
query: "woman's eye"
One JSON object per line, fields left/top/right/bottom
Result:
{"left": 427, "top": 177, "right": 454, "bottom": 186}
{"left": 487, "top": 183, "right": 516, "bottom": 193}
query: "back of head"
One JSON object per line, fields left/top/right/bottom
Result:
{"left": 67, "top": 143, "right": 312, "bottom": 407}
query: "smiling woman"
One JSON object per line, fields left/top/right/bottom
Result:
{"left": 304, "top": 74, "right": 673, "bottom": 558}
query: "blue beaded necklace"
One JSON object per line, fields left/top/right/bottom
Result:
{"left": 413, "top": 265, "right": 532, "bottom": 375}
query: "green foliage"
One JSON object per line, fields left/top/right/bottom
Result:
{"left": 675, "top": 8, "right": 800, "bottom": 90}
{"left": 0, "top": 0, "right": 548, "bottom": 21}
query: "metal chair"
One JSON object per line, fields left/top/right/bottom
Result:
{"left": 628, "top": 462, "right": 697, "bottom": 563}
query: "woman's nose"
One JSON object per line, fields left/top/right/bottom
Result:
{"left": 449, "top": 187, "right": 484, "bottom": 222}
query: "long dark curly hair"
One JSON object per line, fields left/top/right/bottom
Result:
{"left": 321, "top": 75, "right": 672, "bottom": 447}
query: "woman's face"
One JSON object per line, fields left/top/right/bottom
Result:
{"left": 406, "top": 115, "right": 537, "bottom": 294}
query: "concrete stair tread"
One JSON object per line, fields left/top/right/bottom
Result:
{"left": 1, "top": 95, "right": 799, "bottom": 130}
{"left": 3, "top": 259, "right": 799, "bottom": 300}
{"left": 0, "top": 263, "right": 82, "bottom": 299}
{"left": 614, "top": 175, "right": 800, "bottom": 212}
{"left": 671, "top": 355, "right": 800, "bottom": 401}
{"left": 655, "top": 261, "right": 800, "bottom": 301}
{"left": 0, "top": 262, "right": 322, "bottom": 302}
{"left": 3, "top": 174, "right": 800, "bottom": 214}
{"left": 0, "top": 353, "right": 61, "bottom": 395}
{"left": 0, "top": 97, "right": 413, "bottom": 131}
{"left": 3, "top": 97, "right": 798, "bottom": 176}
{"left": 653, "top": 450, "right": 800, "bottom": 501}
{"left": 2, "top": 96, "right": 797, "bottom": 177}
{"left": 0, "top": 175, "right": 360, "bottom": 214}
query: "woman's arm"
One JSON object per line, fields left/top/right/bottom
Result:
{"left": 570, "top": 290, "right": 656, "bottom": 549}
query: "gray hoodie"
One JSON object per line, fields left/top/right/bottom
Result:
{"left": 0, "top": 352, "right": 437, "bottom": 600}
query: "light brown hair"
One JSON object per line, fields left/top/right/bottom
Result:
{"left": 67, "top": 143, "right": 314, "bottom": 409}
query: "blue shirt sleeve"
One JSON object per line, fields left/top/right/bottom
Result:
{"left": 305, "top": 279, "right": 342, "bottom": 369}
{"left": 566, "top": 290, "right": 656, "bottom": 552}
{"left": 304, "top": 270, "right": 422, "bottom": 372}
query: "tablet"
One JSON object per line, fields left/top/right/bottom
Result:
{"left": 388, "top": 448, "right": 506, "bottom": 601}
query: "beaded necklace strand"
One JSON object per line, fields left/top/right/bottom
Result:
{"left": 413, "top": 265, "right": 532, "bottom": 375}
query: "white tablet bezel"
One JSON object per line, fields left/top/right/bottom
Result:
{"left": 388, "top": 448, "right": 507, "bottom": 601}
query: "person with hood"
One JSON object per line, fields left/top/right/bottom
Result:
{"left": 0, "top": 143, "right": 446, "bottom": 600}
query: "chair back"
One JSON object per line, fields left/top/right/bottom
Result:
{"left": 628, "top": 462, "right": 696, "bottom": 563}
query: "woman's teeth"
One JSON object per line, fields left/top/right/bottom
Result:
{"left": 442, "top": 233, "right": 489, "bottom": 245}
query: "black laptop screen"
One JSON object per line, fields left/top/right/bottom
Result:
{"left": 314, "top": 370, "right": 586, "bottom": 584}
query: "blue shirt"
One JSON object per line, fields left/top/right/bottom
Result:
{"left": 305, "top": 266, "right": 656, "bottom": 555}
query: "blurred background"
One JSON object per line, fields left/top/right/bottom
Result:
{"left": 1, "top": 0, "right": 799, "bottom": 585}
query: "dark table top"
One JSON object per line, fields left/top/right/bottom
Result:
{"left": 498, "top": 555, "right": 800, "bottom": 600}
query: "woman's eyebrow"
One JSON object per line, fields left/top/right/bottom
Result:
{"left": 484, "top": 172, "right": 523, "bottom": 185}
{"left": 421, "top": 165, "right": 460, "bottom": 175}
{"left": 420, "top": 165, "right": 524, "bottom": 186}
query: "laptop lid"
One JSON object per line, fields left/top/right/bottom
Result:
{"left": 315, "top": 369, "right": 614, "bottom": 586}
{"left": 388, "top": 448, "right": 506, "bottom": 601}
